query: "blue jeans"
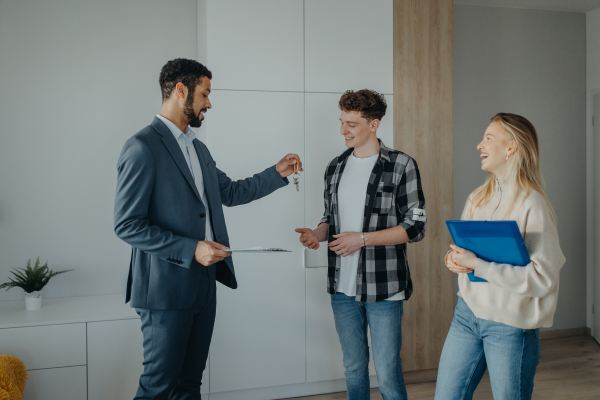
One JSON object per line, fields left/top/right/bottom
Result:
{"left": 435, "top": 298, "right": 540, "bottom": 400}
{"left": 331, "top": 293, "right": 407, "bottom": 400}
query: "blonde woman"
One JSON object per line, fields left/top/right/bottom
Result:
{"left": 434, "top": 113, "right": 565, "bottom": 400}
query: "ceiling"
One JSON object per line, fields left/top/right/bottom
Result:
{"left": 454, "top": 0, "right": 600, "bottom": 13}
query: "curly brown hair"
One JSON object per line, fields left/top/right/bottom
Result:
{"left": 338, "top": 89, "right": 387, "bottom": 121}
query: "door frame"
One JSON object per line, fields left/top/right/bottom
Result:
{"left": 587, "top": 88, "right": 600, "bottom": 338}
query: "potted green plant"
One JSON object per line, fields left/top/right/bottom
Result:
{"left": 0, "top": 257, "right": 73, "bottom": 310}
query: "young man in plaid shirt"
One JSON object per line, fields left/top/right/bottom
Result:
{"left": 296, "top": 90, "right": 426, "bottom": 400}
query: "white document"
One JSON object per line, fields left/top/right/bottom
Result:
{"left": 221, "top": 247, "right": 291, "bottom": 253}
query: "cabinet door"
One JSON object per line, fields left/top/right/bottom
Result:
{"left": 305, "top": 0, "right": 393, "bottom": 94}
{"left": 206, "top": 90, "right": 306, "bottom": 393}
{"left": 306, "top": 267, "right": 344, "bottom": 382}
{"left": 0, "top": 323, "right": 86, "bottom": 370}
{"left": 87, "top": 319, "right": 145, "bottom": 400}
{"left": 24, "top": 366, "right": 86, "bottom": 400}
{"left": 207, "top": 0, "right": 304, "bottom": 92}
{"left": 306, "top": 268, "right": 375, "bottom": 382}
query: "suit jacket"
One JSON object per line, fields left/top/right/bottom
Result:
{"left": 114, "top": 117, "right": 288, "bottom": 309}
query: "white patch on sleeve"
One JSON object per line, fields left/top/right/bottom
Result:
{"left": 412, "top": 208, "right": 427, "bottom": 222}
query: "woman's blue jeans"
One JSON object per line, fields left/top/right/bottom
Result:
{"left": 330, "top": 293, "right": 407, "bottom": 400}
{"left": 435, "top": 297, "right": 540, "bottom": 400}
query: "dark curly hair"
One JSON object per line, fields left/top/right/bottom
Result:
{"left": 338, "top": 89, "right": 387, "bottom": 121}
{"left": 159, "top": 58, "right": 212, "bottom": 101}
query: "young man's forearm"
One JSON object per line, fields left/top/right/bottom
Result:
{"left": 315, "top": 223, "right": 410, "bottom": 246}
{"left": 314, "top": 223, "right": 329, "bottom": 242}
{"left": 363, "top": 225, "right": 410, "bottom": 246}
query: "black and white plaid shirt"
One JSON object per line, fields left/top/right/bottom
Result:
{"left": 320, "top": 140, "right": 426, "bottom": 302}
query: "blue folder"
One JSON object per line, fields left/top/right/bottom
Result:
{"left": 445, "top": 220, "right": 531, "bottom": 282}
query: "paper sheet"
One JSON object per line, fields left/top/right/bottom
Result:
{"left": 221, "top": 247, "right": 291, "bottom": 253}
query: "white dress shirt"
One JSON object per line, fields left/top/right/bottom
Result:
{"left": 156, "top": 114, "right": 214, "bottom": 242}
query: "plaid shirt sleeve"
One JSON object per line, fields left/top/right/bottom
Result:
{"left": 397, "top": 157, "right": 426, "bottom": 243}
{"left": 320, "top": 169, "right": 330, "bottom": 225}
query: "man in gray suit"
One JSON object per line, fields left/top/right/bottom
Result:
{"left": 114, "top": 58, "right": 301, "bottom": 399}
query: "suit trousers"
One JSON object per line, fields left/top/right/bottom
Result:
{"left": 134, "top": 266, "right": 216, "bottom": 400}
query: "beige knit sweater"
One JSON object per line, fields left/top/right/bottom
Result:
{"left": 457, "top": 180, "right": 566, "bottom": 329}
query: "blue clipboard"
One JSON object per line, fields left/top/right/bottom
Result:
{"left": 445, "top": 220, "right": 530, "bottom": 282}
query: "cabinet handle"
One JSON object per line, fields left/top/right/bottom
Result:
{"left": 304, "top": 247, "right": 328, "bottom": 269}
{"left": 303, "top": 247, "right": 306, "bottom": 269}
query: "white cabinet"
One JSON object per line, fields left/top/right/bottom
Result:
{"left": 0, "top": 295, "right": 141, "bottom": 400}
{"left": 24, "top": 366, "right": 87, "bottom": 400}
{"left": 305, "top": 0, "right": 393, "bottom": 94}
{"left": 206, "top": 89, "right": 306, "bottom": 393}
{"left": 206, "top": 0, "right": 304, "bottom": 91}
{"left": 1, "top": 323, "right": 87, "bottom": 400}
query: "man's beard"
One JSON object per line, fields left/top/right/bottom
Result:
{"left": 184, "top": 94, "right": 205, "bottom": 128}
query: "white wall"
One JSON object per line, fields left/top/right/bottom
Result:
{"left": 586, "top": 7, "right": 600, "bottom": 329}
{"left": 0, "top": 0, "right": 199, "bottom": 301}
{"left": 454, "top": 5, "right": 587, "bottom": 331}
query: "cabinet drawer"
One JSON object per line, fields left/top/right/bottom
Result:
{"left": 88, "top": 319, "right": 144, "bottom": 400}
{"left": 24, "top": 365, "right": 87, "bottom": 400}
{"left": 0, "top": 323, "right": 86, "bottom": 370}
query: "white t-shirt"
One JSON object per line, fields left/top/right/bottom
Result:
{"left": 336, "top": 152, "right": 405, "bottom": 301}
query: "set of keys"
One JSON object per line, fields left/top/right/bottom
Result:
{"left": 293, "top": 159, "right": 300, "bottom": 192}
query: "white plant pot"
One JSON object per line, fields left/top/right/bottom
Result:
{"left": 25, "top": 291, "right": 42, "bottom": 310}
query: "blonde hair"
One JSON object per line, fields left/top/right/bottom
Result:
{"left": 468, "top": 113, "right": 557, "bottom": 225}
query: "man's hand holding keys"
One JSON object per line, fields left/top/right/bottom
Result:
{"left": 276, "top": 154, "right": 303, "bottom": 184}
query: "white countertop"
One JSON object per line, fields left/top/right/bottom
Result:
{"left": 0, "top": 294, "right": 138, "bottom": 329}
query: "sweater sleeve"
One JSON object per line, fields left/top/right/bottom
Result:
{"left": 473, "top": 198, "right": 566, "bottom": 298}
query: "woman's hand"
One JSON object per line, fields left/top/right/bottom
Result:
{"left": 295, "top": 228, "right": 320, "bottom": 250}
{"left": 445, "top": 251, "right": 473, "bottom": 274}
{"left": 328, "top": 232, "right": 363, "bottom": 257}
{"left": 446, "top": 244, "right": 477, "bottom": 273}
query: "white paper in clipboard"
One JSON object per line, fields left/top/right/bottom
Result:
{"left": 221, "top": 247, "right": 291, "bottom": 253}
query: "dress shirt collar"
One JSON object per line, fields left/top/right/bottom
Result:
{"left": 156, "top": 114, "right": 196, "bottom": 145}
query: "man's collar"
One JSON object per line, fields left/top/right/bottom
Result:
{"left": 156, "top": 114, "right": 196, "bottom": 142}
{"left": 378, "top": 139, "right": 392, "bottom": 162}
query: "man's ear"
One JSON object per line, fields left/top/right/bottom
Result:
{"left": 371, "top": 119, "right": 381, "bottom": 132}
{"left": 175, "top": 82, "right": 187, "bottom": 100}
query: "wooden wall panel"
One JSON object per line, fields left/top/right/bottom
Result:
{"left": 394, "top": 0, "right": 455, "bottom": 372}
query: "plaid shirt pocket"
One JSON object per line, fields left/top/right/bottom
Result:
{"left": 372, "top": 179, "right": 396, "bottom": 215}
